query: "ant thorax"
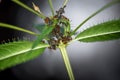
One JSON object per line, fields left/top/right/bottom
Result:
{"left": 43, "top": 6, "right": 72, "bottom": 50}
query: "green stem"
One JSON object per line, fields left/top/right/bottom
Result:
{"left": 63, "top": 0, "right": 69, "bottom": 7}
{"left": 48, "top": 0, "right": 55, "bottom": 16}
{"left": 71, "top": 0, "right": 120, "bottom": 35}
{"left": 59, "top": 42, "right": 75, "bottom": 80}
{"left": 0, "top": 23, "right": 38, "bottom": 36}
{"left": 12, "top": 0, "right": 46, "bottom": 19}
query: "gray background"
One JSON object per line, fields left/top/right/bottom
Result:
{"left": 0, "top": 0, "right": 120, "bottom": 80}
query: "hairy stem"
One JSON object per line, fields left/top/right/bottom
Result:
{"left": 0, "top": 23, "right": 38, "bottom": 36}
{"left": 71, "top": 0, "right": 120, "bottom": 35}
{"left": 59, "top": 42, "right": 75, "bottom": 80}
{"left": 12, "top": 0, "right": 46, "bottom": 19}
{"left": 48, "top": 0, "right": 55, "bottom": 16}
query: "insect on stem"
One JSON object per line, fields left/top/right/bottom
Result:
{"left": 12, "top": 0, "right": 46, "bottom": 19}
{"left": 63, "top": 0, "right": 69, "bottom": 8}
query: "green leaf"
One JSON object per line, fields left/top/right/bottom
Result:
{"left": 0, "top": 41, "right": 49, "bottom": 70}
{"left": 32, "top": 25, "right": 54, "bottom": 48}
{"left": 71, "top": 0, "right": 120, "bottom": 35}
{"left": 75, "top": 19, "right": 120, "bottom": 42}
{"left": 34, "top": 24, "right": 45, "bottom": 33}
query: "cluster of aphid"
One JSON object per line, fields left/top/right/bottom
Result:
{"left": 44, "top": 6, "right": 72, "bottom": 50}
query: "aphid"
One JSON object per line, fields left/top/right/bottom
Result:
{"left": 62, "top": 36, "right": 68, "bottom": 44}
{"left": 48, "top": 38, "right": 58, "bottom": 50}
{"left": 44, "top": 17, "right": 52, "bottom": 25}
{"left": 56, "top": 5, "right": 66, "bottom": 15}
{"left": 67, "top": 36, "right": 72, "bottom": 41}
{"left": 61, "top": 15, "right": 69, "bottom": 21}
{"left": 44, "top": 5, "right": 71, "bottom": 49}
{"left": 56, "top": 5, "right": 66, "bottom": 19}
{"left": 41, "top": 39, "right": 48, "bottom": 44}
{"left": 52, "top": 31, "right": 62, "bottom": 40}
{"left": 53, "top": 15, "right": 58, "bottom": 19}
{"left": 61, "top": 35, "right": 72, "bottom": 44}
{"left": 52, "top": 25, "right": 60, "bottom": 35}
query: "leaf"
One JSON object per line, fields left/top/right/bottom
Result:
{"left": 0, "top": 41, "right": 49, "bottom": 70}
{"left": 75, "top": 19, "right": 120, "bottom": 42}
{"left": 32, "top": 25, "right": 54, "bottom": 48}
{"left": 32, "top": 17, "right": 58, "bottom": 49}
{"left": 71, "top": 0, "right": 120, "bottom": 35}
{"left": 34, "top": 24, "right": 45, "bottom": 33}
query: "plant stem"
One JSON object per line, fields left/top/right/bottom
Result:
{"left": 63, "top": 0, "right": 69, "bottom": 7}
{"left": 0, "top": 23, "right": 38, "bottom": 36}
{"left": 71, "top": 0, "right": 120, "bottom": 35}
{"left": 48, "top": 0, "right": 55, "bottom": 16}
{"left": 59, "top": 42, "right": 75, "bottom": 80}
{"left": 12, "top": 0, "right": 46, "bottom": 19}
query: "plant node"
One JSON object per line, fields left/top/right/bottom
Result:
{"left": 43, "top": 6, "right": 72, "bottom": 50}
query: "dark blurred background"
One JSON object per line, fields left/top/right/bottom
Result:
{"left": 0, "top": 0, "right": 120, "bottom": 80}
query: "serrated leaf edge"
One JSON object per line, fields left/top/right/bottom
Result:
{"left": 75, "top": 30, "right": 120, "bottom": 41}
{"left": 0, "top": 44, "right": 49, "bottom": 60}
